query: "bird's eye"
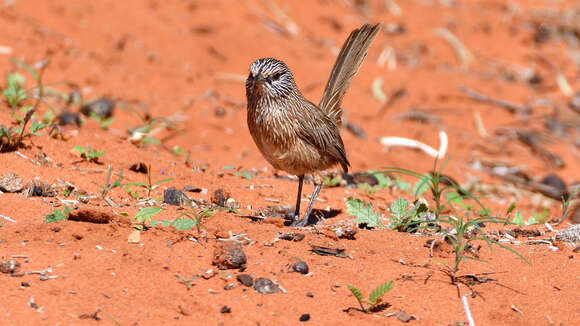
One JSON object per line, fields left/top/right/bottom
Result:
{"left": 271, "top": 72, "right": 282, "bottom": 81}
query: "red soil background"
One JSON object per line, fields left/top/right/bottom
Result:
{"left": 0, "top": 0, "right": 579, "bottom": 325}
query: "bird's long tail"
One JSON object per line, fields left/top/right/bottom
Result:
{"left": 319, "top": 23, "right": 380, "bottom": 127}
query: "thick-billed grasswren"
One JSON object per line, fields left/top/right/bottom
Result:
{"left": 246, "top": 24, "right": 380, "bottom": 227}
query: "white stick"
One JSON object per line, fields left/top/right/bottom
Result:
{"left": 381, "top": 130, "right": 448, "bottom": 159}
{"left": 0, "top": 214, "right": 16, "bottom": 223}
{"left": 462, "top": 295, "right": 476, "bottom": 326}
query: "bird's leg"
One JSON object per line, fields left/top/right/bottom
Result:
{"left": 291, "top": 175, "right": 305, "bottom": 223}
{"left": 293, "top": 183, "right": 322, "bottom": 227}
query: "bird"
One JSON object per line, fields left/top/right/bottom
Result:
{"left": 246, "top": 23, "right": 380, "bottom": 227}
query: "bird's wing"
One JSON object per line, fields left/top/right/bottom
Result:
{"left": 294, "top": 101, "right": 350, "bottom": 172}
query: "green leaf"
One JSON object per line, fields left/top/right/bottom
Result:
{"left": 512, "top": 211, "right": 524, "bottom": 226}
{"left": 347, "top": 285, "right": 365, "bottom": 311}
{"left": 152, "top": 178, "right": 174, "bottom": 186}
{"left": 393, "top": 177, "right": 411, "bottom": 193}
{"left": 240, "top": 170, "right": 252, "bottom": 180}
{"left": 74, "top": 145, "right": 87, "bottom": 155}
{"left": 505, "top": 202, "right": 516, "bottom": 217}
{"left": 170, "top": 217, "right": 198, "bottom": 231}
{"left": 446, "top": 192, "right": 464, "bottom": 205}
{"left": 142, "top": 137, "right": 161, "bottom": 144}
{"left": 134, "top": 207, "right": 162, "bottom": 223}
{"left": 390, "top": 197, "right": 409, "bottom": 220}
{"left": 44, "top": 206, "right": 70, "bottom": 223}
{"left": 346, "top": 197, "right": 383, "bottom": 228}
{"left": 412, "top": 175, "right": 430, "bottom": 197}
{"left": 369, "top": 280, "right": 394, "bottom": 307}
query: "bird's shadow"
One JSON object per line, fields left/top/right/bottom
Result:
{"left": 283, "top": 208, "right": 342, "bottom": 226}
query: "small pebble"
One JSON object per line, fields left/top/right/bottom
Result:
{"left": 299, "top": 314, "right": 310, "bottom": 322}
{"left": 57, "top": 111, "right": 81, "bottom": 126}
{"left": 220, "top": 305, "right": 231, "bottom": 314}
{"left": 164, "top": 187, "right": 187, "bottom": 206}
{"left": 292, "top": 261, "right": 309, "bottom": 274}
{"left": 253, "top": 278, "right": 279, "bottom": 294}
{"left": 0, "top": 173, "right": 24, "bottom": 193}
{"left": 237, "top": 274, "right": 253, "bottom": 287}
{"left": 81, "top": 98, "right": 115, "bottom": 118}
{"left": 0, "top": 259, "right": 20, "bottom": 274}
{"left": 212, "top": 242, "right": 247, "bottom": 269}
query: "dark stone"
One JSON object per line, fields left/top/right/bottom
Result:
{"left": 164, "top": 187, "right": 187, "bottom": 206}
{"left": 57, "top": 111, "right": 81, "bottom": 126}
{"left": 21, "top": 282, "right": 30, "bottom": 287}
{"left": 220, "top": 306, "right": 231, "bottom": 314}
{"left": 211, "top": 189, "right": 230, "bottom": 207}
{"left": 129, "top": 162, "right": 148, "bottom": 174}
{"left": 81, "top": 98, "right": 115, "bottom": 118}
{"left": 306, "top": 292, "right": 313, "bottom": 298}
{"left": 540, "top": 174, "right": 568, "bottom": 200}
{"left": 236, "top": 274, "right": 253, "bottom": 287}
{"left": 299, "top": 314, "right": 310, "bottom": 322}
{"left": 292, "top": 261, "right": 309, "bottom": 274}
{"left": 253, "top": 278, "right": 279, "bottom": 294}
{"left": 212, "top": 242, "right": 247, "bottom": 269}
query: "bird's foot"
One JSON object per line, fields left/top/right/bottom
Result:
{"left": 290, "top": 214, "right": 310, "bottom": 228}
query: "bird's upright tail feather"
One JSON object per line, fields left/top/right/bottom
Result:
{"left": 319, "top": 23, "right": 380, "bottom": 127}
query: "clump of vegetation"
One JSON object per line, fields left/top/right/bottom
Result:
{"left": 345, "top": 197, "right": 385, "bottom": 228}
{"left": 124, "top": 164, "right": 173, "bottom": 198}
{"left": 92, "top": 165, "right": 124, "bottom": 198}
{"left": 1, "top": 59, "right": 51, "bottom": 152}
{"left": 74, "top": 145, "right": 106, "bottom": 162}
{"left": 347, "top": 280, "right": 394, "bottom": 313}
{"left": 383, "top": 161, "right": 530, "bottom": 279}
{"left": 44, "top": 206, "right": 71, "bottom": 223}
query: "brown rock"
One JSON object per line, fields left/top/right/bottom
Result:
{"left": 211, "top": 189, "right": 231, "bottom": 206}
{"left": 212, "top": 241, "right": 247, "bottom": 269}
{"left": 68, "top": 208, "right": 115, "bottom": 224}
{"left": 0, "top": 173, "right": 24, "bottom": 193}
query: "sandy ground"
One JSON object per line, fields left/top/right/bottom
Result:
{"left": 0, "top": 0, "right": 579, "bottom": 325}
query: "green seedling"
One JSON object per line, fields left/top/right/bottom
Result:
{"left": 88, "top": 112, "right": 115, "bottom": 130}
{"left": 124, "top": 164, "right": 173, "bottom": 198}
{"left": 388, "top": 197, "right": 430, "bottom": 232}
{"left": 346, "top": 197, "right": 385, "bottom": 228}
{"left": 174, "top": 274, "right": 198, "bottom": 290}
{"left": 132, "top": 206, "right": 162, "bottom": 230}
{"left": 44, "top": 206, "right": 71, "bottom": 223}
{"left": 2, "top": 72, "right": 27, "bottom": 110}
{"left": 323, "top": 176, "right": 341, "bottom": 187}
{"left": 347, "top": 280, "right": 394, "bottom": 313}
{"left": 385, "top": 159, "right": 529, "bottom": 279}
{"left": 92, "top": 165, "right": 123, "bottom": 197}
{"left": 74, "top": 145, "right": 106, "bottom": 162}
{"left": 357, "top": 171, "right": 391, "bottom": 194}
{"left": 558, "top": 185, "right": 580, "bottom": 224}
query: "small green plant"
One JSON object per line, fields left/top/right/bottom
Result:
{"left": 323, "top": 175, "right": 341, "bottom": 187}
{"left": 345, "top": 197, "right": 385, "bottom": 228}
{"left": 88, "top": 112, "right": 114, "bottom": 130}
{"left": 389, "top": 197, "right": 430, "bottom": 232}
{"left": 385, "top": 160, "right": 530, "bottom": 279}
{"left": 44, "top": 206, "right": 71, "bottom": 223}
{"left": 558, "top": 185, "right": 580, "bottom": 224}
{"left": 74, "top": 145, "right": 106, "bottom": 162}
{"left": 132, "top": 206, "right": 162, "bottom": 229}
{"left": 357, "top": 171, "right": 391, "bottom": 194}
{"left": 2, "top": 72, "right": 27, "bottom": 110}
{"left": 92, "top": 165, "right": 124, "bottom": 197}
{"left": 174, "top": 274, "right": 197, "bottom": 290}
{"left": 347, "top": 280, "right": 394, "bottom": 313}
{"left": 123, "top": 164, "right": 173, "bottom": 198}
